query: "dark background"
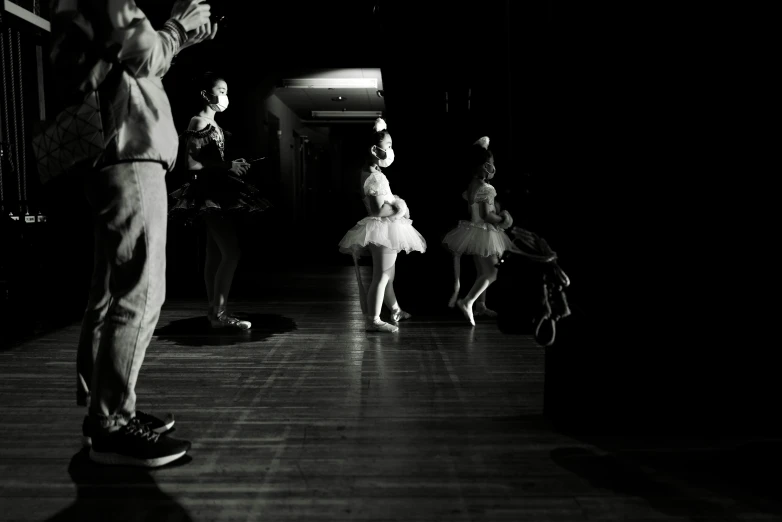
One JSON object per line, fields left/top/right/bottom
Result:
{"left": 1, "top": 1, "right": 773, "bottom": 436}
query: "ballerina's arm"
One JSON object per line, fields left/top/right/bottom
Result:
{"left": 480, "top": 203, "right": 505, "bottom": 225}
{"left": 475, "top": 186, "right": 505, "bottom": 225}
{"left": 367, "top": 195, "right": 397, "bottom": 218}
{"left": 391, "top": 195, "right": 410, "bottom": 219}
{"left": 364, "top": 172, "right": 403, "bottom": 218}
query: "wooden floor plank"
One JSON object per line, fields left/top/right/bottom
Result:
{"left": 0, "top": 267, "right": 778, "bottom": 521}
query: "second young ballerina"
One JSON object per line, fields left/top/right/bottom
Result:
{"left": 338, "top": 118, "right": 427, "bottom": 333}
{"left": 169, "top": 72, "right": 272, "bottom": 330}
{"left": 443, "top": 136, "right": 516, "bottom": 326}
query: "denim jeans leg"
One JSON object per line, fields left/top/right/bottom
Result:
{"left": 84, "top": 161, "right": 168, "bottom": 431}
{"left": 76, "top": 222, "right": 111, "bottom": 408}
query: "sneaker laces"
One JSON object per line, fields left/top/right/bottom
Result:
{"left": 135, "top": 410, "right": 174, "bottom": 428}
{"left": 124, "top": 418, "right": 160, "bottom": 442}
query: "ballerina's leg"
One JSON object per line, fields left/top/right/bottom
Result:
{"left": 448, "top": 253, "right": 461, "bottom": 308}
{"left": 457, "top": 254, "right": 499, "bottom": 326}
{"left": 204, "top": 227, "right": 220, "bottom": 312}
{"left": 473, "top": 255, "right": 498, "bottom": 317}
{"left": 203, "top": 214, "right": 251, "bottom": 329}
{"left": 366, "top": 243, "right": 399, "bottom": 332}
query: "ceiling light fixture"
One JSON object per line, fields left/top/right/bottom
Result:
{"left": 301, "top": 120, "right": 379, "bottom": 124}
{"left": 311, "top": 111, "right": 383, "bottom": 118}
{"left": 332, "top": 96, "right": 346, "bottom": 101}
{"left": 283, "top": 78, "right": 378, "bottom": 89}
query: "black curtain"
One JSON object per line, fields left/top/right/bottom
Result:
{"left": 380, "top": 0, "right": 775, "bottom": 435}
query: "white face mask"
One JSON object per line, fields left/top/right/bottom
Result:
{"left": 372, "top": 145, "right": 395, "bottom": 167}
{"left": 203, "top": 93, "right": 229, "bottom": 112}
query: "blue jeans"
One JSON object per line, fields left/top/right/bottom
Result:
{"left": 76, "top": 161, "right": 168, "bottom": 430}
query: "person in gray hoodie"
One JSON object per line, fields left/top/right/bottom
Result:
{"left": 51, "top": 0, "right": 216, "bottom": 467}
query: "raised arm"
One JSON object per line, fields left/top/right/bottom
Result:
{"left": 107, "top": 0, "right": 211, "bottom": 78}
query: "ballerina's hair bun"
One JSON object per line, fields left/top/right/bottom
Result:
{"left": 473, "top": 136, "right": 490, "bottom": 150}
{"left": 468, "top": 135, "right": 494, "bottom": 171}
{"left": 369, "top": 117, "right": 390, "bottom": 148}
{"left": 198, "top": 71, "right": 225, "bottom": 89}
{"left": 373, "top": 118, "right": 388, "bottom": 132}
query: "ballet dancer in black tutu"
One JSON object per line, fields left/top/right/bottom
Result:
{"left": 169, "top": 72, "right": 272, "bottom": 330}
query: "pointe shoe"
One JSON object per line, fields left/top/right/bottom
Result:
{"left": 209, "top": 308, "right": 251, "bottom": 330}
{"left": 456, "top": 299, "right": 475, "bottom": 326}
{"left": 390, "top": 309, "right": 412, "bottom": 323}
{"left": 366, "top": 318, "right": 399, "bottom": 333}
{"left": 474, "top": 303, "right": 498, "bottom": 318}
{"left": 448, "top": 292, "right": 459, "bottom": 308}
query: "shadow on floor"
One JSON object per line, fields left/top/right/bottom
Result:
{"left": 551, "top": 437, "right": 782, "bottom": 520}
{"left": 45, "top": 449, "right": 195, "bottom": 522}
{"left": 154, "top": 313, "right": 297, "bottom": 347}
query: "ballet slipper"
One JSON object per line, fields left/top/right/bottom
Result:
{"left": 456, "top": 299, "right": 475, "bottom": 326}
{"left": 366, "top": 318, "right": 399, "bottom": 333}
{"left": 391, "top": 309, "right": 412, "bottom": 323}
{"left": 474, "top": 302, "right": 498, "bottom": 318}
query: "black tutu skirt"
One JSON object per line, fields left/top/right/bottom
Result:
{"left": 169, "top": 168, "right": 273, "bottom": 224}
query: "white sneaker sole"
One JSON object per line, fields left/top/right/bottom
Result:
{"left": 89, "top": 449, "right": 187, "bottom": 468}
{"left": 210, "top": 322, "right": 252, "bottom": 330}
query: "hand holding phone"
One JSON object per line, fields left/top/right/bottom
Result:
{"left": 230, "top": 159, "right": 250, "bottom": 176}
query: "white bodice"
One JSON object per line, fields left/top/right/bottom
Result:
{"left": 462, "top": 182, "right": 497, "bottom": 225}
{"left": 361, "top": 171, "right": 396, "bottom": 214}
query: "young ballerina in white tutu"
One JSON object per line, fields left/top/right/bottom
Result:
{"left": 338, "top": 118, "right": 427, "bottom": 333}
{"left": 443, "top": 136, "right": 516, "bottom": 326}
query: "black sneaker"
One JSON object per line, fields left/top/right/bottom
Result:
{"left": 89, "top": 417, "right": 191, "bottom": 468}
{"left": 82, "top": 410, "right": 175, "bottom": 447}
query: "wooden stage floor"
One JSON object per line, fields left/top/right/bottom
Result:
{"left": 0, "top": 267, "right": 779, "bottom": 521}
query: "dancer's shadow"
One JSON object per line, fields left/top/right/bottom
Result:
{"left": 155, "top": 313, "right": 297, "bottom": 347}
{"left": 46, "top": 448, "right": 194, "bottom": 522}
{"left": 550, "top": 444, "right": 782, "bottom": 520}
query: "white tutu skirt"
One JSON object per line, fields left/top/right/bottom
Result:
{"left": 442, "top": 220, "right": 514, "bottom": 257}
{"left": 339, "top": 216, "right": 427, "bottom": 256}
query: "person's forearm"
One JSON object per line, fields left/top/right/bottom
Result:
{"left": 374, "top": 203, "right": 396, "bottom": 218}
{"left": 484, "top": 211, "right": 505, "bottom": 225}
{"left": 392, "top": 195, "right": 409, "bottom": 217}
{"left": 188, "top": 154, "right": 230, "bottom": 170}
